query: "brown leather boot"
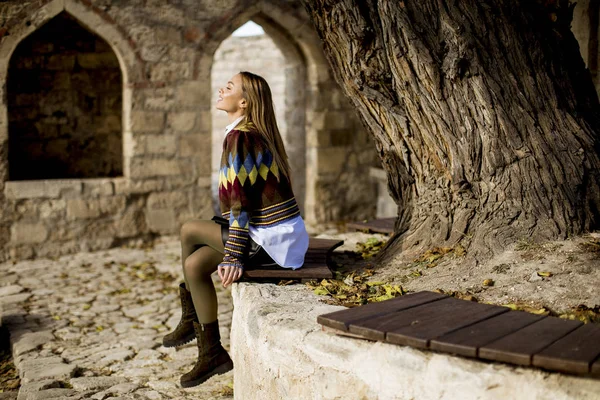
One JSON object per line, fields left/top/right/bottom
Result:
{"left": 180, "top": 320, "right": 234, "bottom": 388}
{"left": 163, "top": 282, "right": 197, "bottom": 347}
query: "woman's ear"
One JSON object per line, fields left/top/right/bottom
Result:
{"left": 239, "top": 98, "right": 247, "bottom": 110}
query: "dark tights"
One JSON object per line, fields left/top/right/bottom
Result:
{"left": 179, "top": 219, "right": 224, "bottom": 324}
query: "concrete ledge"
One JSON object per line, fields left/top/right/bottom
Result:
{"left": 231, "top": 283, "right": 600, "bottom": 400}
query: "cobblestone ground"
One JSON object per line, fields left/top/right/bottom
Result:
{"left": 0, "top": 236, "right": 235, "bottom": 400}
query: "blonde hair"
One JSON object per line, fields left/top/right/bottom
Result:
{"left": 238, "top": 71, "right": 291, "bottom": 181}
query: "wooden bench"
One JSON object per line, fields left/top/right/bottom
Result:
{"left": 318, "top": 291, "right": 600, "bottom": 378}
{"left": 347, "top": 217, "right": 395, "bottom": 234}
{"left": 241, "top": 238, "right": 343, "bottom": 280}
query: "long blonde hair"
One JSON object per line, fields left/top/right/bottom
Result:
{"left": 238, "top": 71, "right": 291, "bottom": 181}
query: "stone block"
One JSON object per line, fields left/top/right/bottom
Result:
{"left": 167, "top": 112, "right": 196, "bottom": 133}
{"left": 143, "top": 135, "right": 177, "bottom": 155}
{"left": 194, "top": 156, "right": 212, "bottom": 176}
{"left": 114, "top": 178, "right": 165, "bottom": 194}
{"left": 10, "top": 223, "right": 48, "bottom": 244}
{"left": 13, "top": 331, "right": 55, "bottom": 357}
{"left": 81, "top": 179, "right": 115, "bottom": 197}
{"left": 330, "top": 129, "right": 353, "bottom": 146}
{"left": 155, "top": 26, "right": 181, "bottom": 45}
{"left": 4, "top": 181, "right": 82, "bottom": 200}
{"left": 77, "top": 53, "right": 119, "bottom": 69}
{"left": 147, "top": 191, "right": 188, "bottom": 210}
{"left": 0, "top": 285, "right": 24, "bottom": 297}
{"left": 66, "top": 197, "right": 126, "bottom": 220}
{"left": 175, "top": 81, "right": 211, "bottom": 106}
{"left": 25, "top": 389, "right": 76, "bottom": 400}
{"left": 38, "top": 199, "right": 66, "bottom": 219}
{"left": 139, "top": 43, "right": 168, "bottom": 63}
{"left": 179, "top": 133, "right": 210, "bottom": 157}
{"left": 145, "top": 209, "right": 177, "bottom": 233}
{"left": 307, "top": 129, "right": 331, "bottom": 148}
{"left": 69, "top": 377, "right": 127, "bottom": 391}
{"left": 317, "top": 147, "right": 349, "bottom": 174}
{"left": 19, "top": 356, "right": 77, "bottom": 384}
{"left": 149, "top": 62, "right": 191, "bottom": 82}
{"left": 129, "top": 158, "right": 182, "bottom": 178}
{"left": 131, "top": 111, "right": 165, "bottom": 133}
{"left": 45, "top": 54, "right": 75, "bottom": 70}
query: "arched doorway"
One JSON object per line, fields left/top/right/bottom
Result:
{"left": 210, "top": 19, "right": 306, "bottom": 215}
{"left": 7, "top": 12, "right": 123, "bottom": 181}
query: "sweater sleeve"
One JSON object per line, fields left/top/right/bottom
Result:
{"left": 219, "top": 130, "right": 260, "bottom": 270}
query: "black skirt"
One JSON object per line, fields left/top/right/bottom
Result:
{"left": 211, "top": 216, "right": 281, "bottom": 269}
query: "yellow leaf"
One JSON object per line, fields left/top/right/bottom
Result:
{"left": 503, "top": 303, "right": 518, "bottom": 310}
{"left": 366, "top": 281, "right": 385, "bottom": 287}
{"left": 313, "top": 287, "right": 329, "bottom": 296}
{"left": 483, "top": 279, "right": 494, "bottom": 287}
{"left": 531, "top": 308, "right": 548, "bottom": 315}
{"left": 537, "top": 271, "right": 553, "bottom": 277}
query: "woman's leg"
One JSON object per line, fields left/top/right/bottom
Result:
{"left": 180, "top": 220, "right": 225, "bottom": 324}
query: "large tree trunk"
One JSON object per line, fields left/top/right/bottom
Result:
{"left": 301, "top": 0, "right": 600, "bottom": 262}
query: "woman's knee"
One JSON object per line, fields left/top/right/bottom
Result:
{"left": 180, "top": 219, "right": 210, "bottom": 244}
{"left": 183, "top": 250, "right": 216, "bottom": 280}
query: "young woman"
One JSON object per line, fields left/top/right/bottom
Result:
{"left": 162, "top": 71, "right": 309, "bottom": 388}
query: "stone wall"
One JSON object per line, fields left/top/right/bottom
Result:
{"left": 0, "top": 0, "right": 377, "bottom": 263}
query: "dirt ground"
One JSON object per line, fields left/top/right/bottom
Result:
{"left": 314, "top": 227, "right": 600, "bottom": 317}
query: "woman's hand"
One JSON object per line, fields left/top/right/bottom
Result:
{"left": 218, "top": 265, "right": 243, "bottom": 288}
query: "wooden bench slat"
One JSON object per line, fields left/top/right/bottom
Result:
{"left": 479, "top": 317, "right": 583, "bottom": 366}
{"left": 348, "top": 296, "right": 458, "bottom": 341}
{"left": 532, "top": 323, "right": 600, "bottom": 374}
{"left": 317, "top": 291, "right": 447, "bottom": 332}
{"left": 386, "top": 301, "right": 509, "bottom": 349}
{"left": 430, "top": 310, "right": 545, "bottom": 357}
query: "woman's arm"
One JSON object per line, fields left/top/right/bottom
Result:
{"left": 219, "top": 130, "right": 259, "bottom": 272}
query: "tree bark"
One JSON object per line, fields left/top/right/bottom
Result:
{"left": 301, "top": 0, "right": 600, "bottom": 261}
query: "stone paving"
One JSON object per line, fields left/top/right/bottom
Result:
{"left": 0, "top": 235, "right": 234, "bottom": 400}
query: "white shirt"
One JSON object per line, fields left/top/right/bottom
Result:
{"left": 223, "top": 117, "right": 309, "bottom": 269}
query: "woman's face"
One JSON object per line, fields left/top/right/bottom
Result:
{"left": 216, "top": 73, "right": 245, "bottom": 113}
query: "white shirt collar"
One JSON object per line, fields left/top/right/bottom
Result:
{"left": 224, "top": 116, "right": 245, "bottom": 135}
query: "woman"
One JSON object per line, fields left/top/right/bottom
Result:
{"left": 163, "top": 71, "right": 309, "bottom": 388}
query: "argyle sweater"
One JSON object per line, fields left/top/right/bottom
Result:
{"left": 218, "top": 122, "right": 300, "bottom": 270}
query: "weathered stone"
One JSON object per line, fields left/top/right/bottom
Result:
{"left": 20, "top": 357, "right": 77, "bottom": 383}
{"left": 4, "top": 181, "right": 82, "bottom": 200}
{"left": 10, "top": 223, "right": 48, "bottom": 244}
{"left": 145, "top": 209, "right": 178, "bottom": 233}
{"left": 167, "top": 112, "right": 196, "bottom": 133}
{"left": 142, "top": 134, "right": 177, "bottom": 155}
{"left": 175, "top": 81, "right": 211, "bottom": 106}
{"left": 0, "top": 285, "right": 24, "bottom": 297}
{"left": 12, "top": 331, "right": 54, "bottom": 357}
{"left": 129, "top": 158, "right": 181, "bottom": 178}
{"left": 147, "top": 191, "right": 188, "bottom": 210}
{"left": 149, "top": 62, "right": 191, "bottom": 82}
{"left": 178, "top": 133, "right": 210, "bottom": 157}
{"left": 0, "top": 292, "right": 32, "bottom": 305}
{"left": 25, "top": 388, "right": 76, "bottom": 400}
{"left": 130, "top": 111, "right": 165, "bottom": 133}
{"left": 69, "top": 376, "right": 127, "bottom": 391}
{"left": 66, "top": 197, "right": 126, "bottom": 220}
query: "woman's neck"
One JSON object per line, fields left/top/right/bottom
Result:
{"left": 227, "top": 111, "right": 245, "bottom": 124}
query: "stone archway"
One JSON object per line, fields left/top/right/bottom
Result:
{"left": 0, "top": 0, "right": 141, "bottom": 189}
{"left": 7, "top": 12, "right": 123, "bottom": 181}
{"left": 209, "top": 18, "right": 307, "bottom": 215}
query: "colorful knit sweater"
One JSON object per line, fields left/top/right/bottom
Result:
{"left": 218, "top": 122, "right": 300, "bottom": 270}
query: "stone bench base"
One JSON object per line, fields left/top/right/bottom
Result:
{"left": 231, "top": 283, "right": 600, "bottom": 400}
